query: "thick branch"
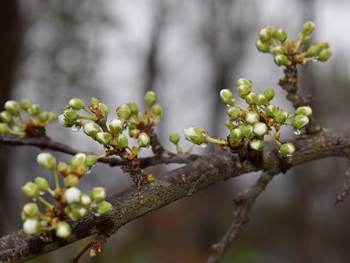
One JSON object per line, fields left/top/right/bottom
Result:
{"left": 1, "top": 128, "right": 350, "bottom": 262}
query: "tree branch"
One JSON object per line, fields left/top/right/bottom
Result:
{"left": 1, "top": 128, "right": 350, "bottom": 262}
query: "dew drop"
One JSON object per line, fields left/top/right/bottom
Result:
{"left": 94, "top": 213, "right": 101, "bottom": 217}
{"left": 286, "top": 153, "right": 292, "bottom": 157}
{"left": 32, "top": 198, "right": 37, "bottom": 202}
{"left": 71, "top": 124, "right": 81, "bottom": 132}
{"left": 39, "top": 190, "right": 45, "bottom": 196}
{"left": 226, "top": 104, "right": 232, "bottom": 107}
{"left": 230, "top": 119, "right": 240, "bottom": 125}
{"left": 293, "top": 129, "right": 301, "bottom": 135}
{"left": 86, "top": 167, "right": 92, "bottom": 174}
{"left": 199, "top": 142, "right": 208, "bottom": 148}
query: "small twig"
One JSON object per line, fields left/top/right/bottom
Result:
{"left": 333, "top": 157, "right": 350, "bottom": 205}
{"left": 207, "top": 171, "right": 274, "bottom": 263}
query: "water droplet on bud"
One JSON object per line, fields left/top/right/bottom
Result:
{"left": 71, "top": 124, "right": 81, "bottom": 132}
{"left": 293, "top": 129, "right": 301, "bottom": 135}
{"left": 230, "top": 119, "right": 240, "bottom": 125}
{"left": 286, "top": 153, "right": 292, "bottom": 157}
{"left": 32, "top": 198, "right": 37, "bottom": 202}
{"left": 86, "top": 167, "right": 92, "bottom": 174}
{"left": 94, "top": 213, "right": 101, "bottom": 217}
{"left": 199, "top": 142, "right": 208, "bottom": 148}
{"left": 39, "top": 190, "right": 45, "bottom": 196}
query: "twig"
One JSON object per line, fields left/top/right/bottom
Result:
{"left": 333, "top": 157, "right": 350, "bottom": 205}
{"left": 207, "top": 171, "right": 274, "bottom": 263}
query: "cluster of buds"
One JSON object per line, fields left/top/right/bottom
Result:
{"left": 255, "top": 22, "right": 331, "bottom": 66}
{"left": 21, "top": 153, "right": 112, "bottom": 238}
{"left": 59, "top": 93, "right": 162, "bottom": 158}
{"left": 184, "top": 78, "right": 312, "bottom": 156}
{"left": 0, "top": 100, "right": 56, "bottom": 137}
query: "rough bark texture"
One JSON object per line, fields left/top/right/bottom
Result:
{"left": 1, "top": 128, "right": 350, "bottom": 262}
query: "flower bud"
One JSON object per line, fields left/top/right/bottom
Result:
{"left": 274, "top": 54, "right": 290, "bottom": 66}
{"left": 63, "top": 175, "right": 79, "bottom": 187}
{"left": 34, "top": 177, "right": 50, "bottom": 192}
{"left": 317, "top": 49, "right": 332, "bottom": 62}
{"left": 302, "top": 21, "right": 315, "bottom": 35}
{"left": 37, "top": 153, "right": 56, "bottom": 170}
{"left": 138, "top": 132, "right": 150, "bottom": 149}
{"left": 253, "top": 122, "right": 268, "bottom": 136}
{"left": 70, "top": 207, "right": 88, "bottom": 220}
{"left": 90, "top": 187, "right": 106, "bottom": 202}
{"left": 21, "top": 182, "right": 39, "bottom": 198}
{"left": 94, "top": 200, "right": 112, "bottom": 215}
{"left": 254, "top": 94, "right": 267, "bottom": 105}
{"left": 169, "top": 132, "right": 180, "bottom": 145}
{"left": 227, "top": 107, "right": 240, "bottom": 120}
{"left": 291, "top": 115, "right": 309, "bottom": 129}
{"left": 249, "top": 139, "right": 265, "bottom": 151}
{"left": 23, "top": 203, "right": 39, "bottom": 218}
{"left": 83, "top": 122, "right": 101, "bottom": 137}
{"left": 47, "top": 112, "right": 57, "bottom": 123}
{"left": 116, "top": 104, "right": 131, "bottom": 120}
{"left": 266, "top": 26, "right": 276, "bottom": 38}
{"left": 23, "top": 219, "right": 40, "bottom": 236}
{"left": 259, "top": 28, "right": 271, "bottom": 42}
{"left": 128, "top": 102, "right": 139, "bottom": 115}
{"left": 263, "top": 87, "right": 275, "bottom": 102}
{"left": 0, "top": 111, "right": 14, "bottom": 124}
{"left": 229, "top": 128, "right": 243, "bottom": 143}
{"left": 225, "top": 120, "right": 237, "bottom": 130}
{"left": 245, "top": 111, "right": 259, "bottom": 124}
{"left": 279, "top": 142, "right": 295, "bottom": 155}
{"left": 90, "top": 97, "right": 99, "bottom": 107}
{"left": 71, "top": 153, "right": 87, "bottom": 167}
{"left": 274, "top": 110, "right": 288, "bottom": 124}
{"left": 69, "top": 98, "right": 85, "bottom": 111}
{"left": 241, "top": 125, "right": 253, "bottom": 138}
{"left": 152, "top": 104, "right": 162, "bottom": 117}
{"left": 219, "top": 89, "right": 235, "bottom": 106}
{"left": 255, "top": 40, "right": 270, "bottom": 53}
{"left": 272, "top": 45, "right": 287, "bottom": 56}
{"left": 295, "top": 106, "right": 312, "bottom": 117}
{"left": 58, "top": 114, "right": 73, "bottom": 127}
{"left": 57, "top": 161, "right": 68, "bottom": 174}
{"left": 275, "top": 28, "right": 287, "bottom": 42}
{"left": 20, "top": 99, "right": 31, "bottom": 110}
{"left": 304, "top": 45, "right": 321, "bottom": 57}
{"left": 63, "top": 109, "right": 79, "bottom": 121}
{"left": 98, "top": 103, "right": 109, "bottom": 119}
{"left": 236, "top": 78, "right": 252, "bottom": 87}
{"left": 55, "top": 221, "right": 71, "bottom": 238}
{"left": 244, "top": 92, "right": 257, "bottom": 105}
{"left": 0, "top": 123, "right": 11, "bottom": 134}
{"left": 144, "top": 91, "right": 157, "bottom": 108}
{"left": 96, "top": 132, "right": 112, "bottom": 145}
{"left": 184, "top": 127, "right": 209, "bottom": 144}
{"left": 237, "top": 85, "right": 252, "bottom": 99}
{"left": 27, "top": 104, "right": 41, "bottom": 116}
{"left": 86, "top": 155, "right": 99, "bottom": 167}
{"left": 265, "top": 104, "right": 277, "bottom": 117}
{"left": 81, "top": 193, "right": 92, "bottom": 206}
{"left": 38, "top": 111, "right": 49, "bottom": 123}
{"left": 64, "top": 187, "right": 82, "bottom": 204}
{"left": 299, "top": 34, "right": 310, "bottom": 46}
{"left": 116, "top": 133, "right": 129, "bottom": 148}
{"left": 4, "top": 100, "right": 21, "bottom": 116}
{"left": 315, "top": 41, "right": 329, "bottom": 49}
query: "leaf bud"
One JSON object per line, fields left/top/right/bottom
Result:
{"left": 96, "top": 132, "right": 112, "bottom": 145}
{"left": 291, "top": 115, "right": 309, "bottom": 129}
{"left": 219, "top": 89, "right": 235, "bottom": 106}
{"left": 116, "top": 104, "right": 131, "bottom": 120}
{"left": 249, "top": 139, "right": 265, "bottom": 151}
{"left": 69, "top": 98, "right": 85, "bottom": 111}
{"left": 138, "top": 132, "right": 150, "bottom": 149}
{"left": 4, "top": 100, "right": 21, "bottom": 116}
{"left": 144, "top": 91, "right": 157, "bottom": 108}
{"left": 83, "top": 122, "right": 101, "bottom": 137}
{"left": 169, "top": 132, "right": 180, "bottom": 145}
{"left": 279, "top": 142, "right": 295, "bottom": 155}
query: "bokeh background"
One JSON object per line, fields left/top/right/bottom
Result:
{"left": 1, "top": 0, "right": 350, "bottom": 262}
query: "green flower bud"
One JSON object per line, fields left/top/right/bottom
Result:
{"left": 152, "top": 104, "right": 162, "bottom": 117}
{"left": 21, "top": 182, "right": 40, "bottom": 198}
{"left": 275, "top": 28, "right": 287, "bottom": 42}
{"left": 98, "top": 103, "right": 109, "bottom": 119}
{"left": 116, "top": 104, "right": 131, "bottom": 120}
{"left": 109, "top": 118, "right": 124, "bottom": 133}
{"left": 144, "top": 91, "right": 157, "bottom": 108}
{"left": 128, "top": 102, "right": 139, "bottom": 115}
{"left": 229, "top": 128, "right": 243, "bottom": 143}
{"left": 302, "top": 21, "right": 315, "bottom": 35}
{"left": 70, "top": 207, "right": 88, "bottom": 220}
{"left": 22, "top": 203, "right": 39, "bottom": 218}
{"left": 37, "top": 153, "right": 56, "bottom": 170}
{"left": 266, "top": 26, "right": 276, "bottom": 38}
{"left": 272, "top": 45, "right": 287, "bottom": 56}
{"left": 274, "top": 54, "right": 290, "bottom": 66}
{"left": 47, "top": 112, "right": 57, "bottom": 123}
{"left": 70, "top": 153, "right": 87, "bottom": 167}
{"left": 295, "top": 106, "right": 312, "bottom": 117}
{"left": 0, "top": 123, "right": 11, "bottom": 134}
{"left": 184, "top": 127, "right": 208, "bottom": 144}
{"left": 86, "top": 155, "right": 99, "bottom": 167}
{"left": 292, "top": 115, "right": 309, "bottom": 129}
{"left": 81, "top": 193, "right": 92, "bottom": 206}
{"left": 265, "top": 104, "right": 277, "bottom": 117}
{"left": 83, "top": 122, "right": 101, "bottom": 137}
{"left": 253, "top": 122, "right": 268, "bottom": 136}
{"left": 169, "top": 132, "right": 180, "bottom": 145}
{"left": 116, "top": 133, "right": 129, "bottom": 148}
{"left": 236, "top": 78, "right": 252, "bottom": 87}
{"left": 254, "top": 94, "right": 267, "bottom": 105}
{"left": 63, "top": 109, "right": 79, "bottom": 121}
{"left": 63, "top": 175, "right": 79, "bottom": 187}
{"left": 27, "top": 104, "right": 41, "bottom": 116}
{"left": 0, "top": 111, "right": 14, "bottom": 124}
{"left": 20, "top": 100, "right": 31, "bottom": 110}
{"left": 241, "top": 125, "right": 253, "bottom": 138}
{"left": 90, "top": 187, "right": 106, "bottom": 202}
{"left": 64, "top": 187, "right": 82, "bottom": 204}
{"left": 138, "top": 132, "right": 150, "bottom": 149}
{"left": 263, "top": 87, "right": 275, "bottom": 102}
{"left": 238, "top": 85, "right": 252, "bottom": 98}
{"left": 69, "top": 98, "right": 85, "bottom": 111}
{"left": 244, "top": 92, "right": 258, "bottom": 105}
{"left": 34, "top": 177, "right": 50, "bottom": 192}
{"left": 317, "top": 49, "right": 332, "bottom": 62}
{"left": 245, "top": 111, "right": 259, "bottom": 124}
{"left": 219, "top": 89, "right": 235, "bottom": 106}
{"left": 249, "top": 139, "right": 265, "bottom": 151}
{"left": 304, "top": 45, "right": 321, "bottom": 57}
{"left": 227, "top": 107, "right": 241, "bottom": 120}
{"left": 58, "top": 114, "right": 73, "bottom": 127}
{"left": 23, "top": 218, "right": 40, "bottom": 236}
{"left": 55, "top": 221, "right": 71, "bottom": 238}
{"left": 299, "top": 34, "right": 311, "bottom": 46}
{"left": 259, "top": 28, "right": 271, "bottom": 42}
{"left": 5, "top": 100, "right": 21, "bottom": 115}
{"left": 96, "top": 132, "right": 112, "bottom": 145}
{"left": 94, "top": 200, "right": 112, "bottom": 215}
{"left": 38, "top": 111, "right": 49, "bottom": 123}
{"left": 225, "top": 120, "right": 237, "bottom": 130}
{"left": 279, "top": 142, "right": 295, "bottom": 155}
{"left": 283, "top": 39, "right": 294, "bottom": 48}
{"left": 315, "top": 41, "right": 329, "bottom": 49}
{"left": 90, "top": 97, "right": 99, "bottom": 107}
{"left": 255, "top": 40, "right": 270, "bottom": 53}
{"left": 274, "top": 110, "right": 288, "bottom": 124}
{"left": 57, "top": 161, "right": 68, "bottom": 174}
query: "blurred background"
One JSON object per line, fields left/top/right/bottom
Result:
{"left": 1, "top": 0, "right": 350, "bottom": 262}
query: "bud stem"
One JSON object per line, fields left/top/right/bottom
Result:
{"left": 37, "top": 196, "right": 55, "bottom": 210}
{"left": 268, "top": 131, "right": 282, "bottom": 147}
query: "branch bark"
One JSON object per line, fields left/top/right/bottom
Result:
{"left": 1, "top": 128, "right": 350, "bottom": 262}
